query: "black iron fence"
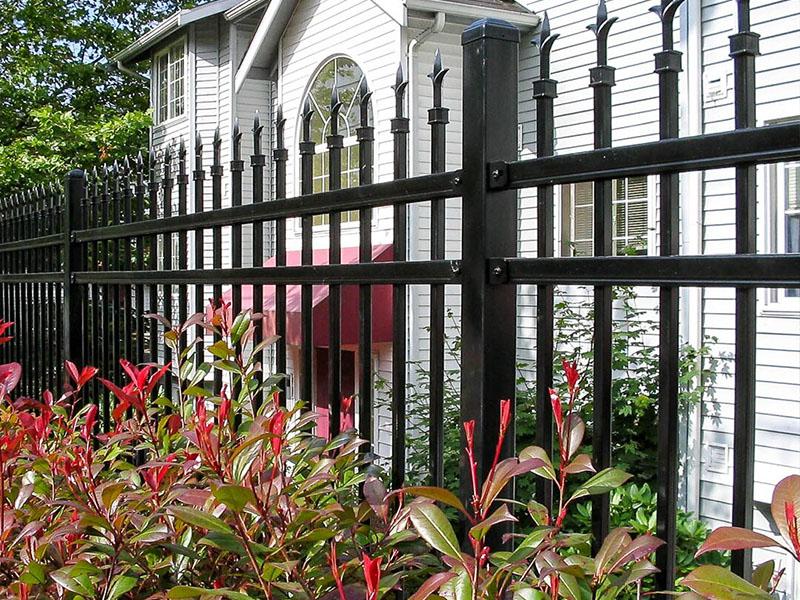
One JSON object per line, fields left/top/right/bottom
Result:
{"left": 2, "top": 5, "right": 800, "bottom": 588}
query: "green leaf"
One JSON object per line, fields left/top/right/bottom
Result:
{"left": 199, "top": 531, "right": 248, "bottom": 555}
{"left": 751, "top": 561, "right": 774, "bottom": 591}
{"left": 131, "top": 523, "right": 170, "bottom": 544}
{"left": 568, "top": 468, "right": 632, "bottom": 503}
{"left": 527, "top": 499, "right": 550, "bottom": 526}
{"left": 519, "top": 446, "right": 557, "bottom": 481}
{"left": 682, "top": 565, "right": 775, "bottom": 599}
{"left": 107, "top": 574, "right": 139, "bottom": 600}
{"left": 506, "top": 526, "right": 555, "bottom": 563}
{"left": 230, "top": 311, "right": 251, "bottom": 345}
{"left": 213, "top": 485, "right": 257, "bottom": 512}
{"left": 469, "top": 504, "right": 517, "bottom": 541}
{"left": 168, "top": 505, "right": 232, "bottom": 534}
{"left": 401, "top": 486, "right": 468, "bottom": 516}
{"left": 410, "top": 503, "right": 464, "bottom": 564}
{"left": 184, "top": 385, "right": 211, "bottom": 397}
{"left": 208, "top": 340, "right": 232, "bottom": 359}
{"left": 50, "top": 570, "right": 93, "bottom": 596}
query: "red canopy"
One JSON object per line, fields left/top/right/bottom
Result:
{"left": 226, "top": 245, "right": 394, "bottom": 348}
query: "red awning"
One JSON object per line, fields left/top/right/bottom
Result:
{"left": 227, "top": 245, "right": 394, "bottom": 348}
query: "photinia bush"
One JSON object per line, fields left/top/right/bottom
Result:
{"left": 0, "top": 310, "right": 669, "bottom": 599}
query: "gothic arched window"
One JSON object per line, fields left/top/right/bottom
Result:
{"left": 305, "top": 57, "right": 372, "bottom": 224}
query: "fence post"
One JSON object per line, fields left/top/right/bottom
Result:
{"left": 460, "top": 19, "right": 519, "bottom": 517}
{"left": 63, "top": 170, "right": 85, "bottom": 376}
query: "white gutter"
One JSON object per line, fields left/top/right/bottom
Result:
{"left": 112, "top": 0, "right": 243, "bottom": 64}
{"left": 113, "top": 14, "right": 179, "bottom": 64}
{"left": 224, "top": 0, "right": 267, "bottom": 21}
{"left": 234, "top": 0, "right": 286, "bottom": 93}
{"left": 406, "top": 0, "right": 539, "bottom": 28}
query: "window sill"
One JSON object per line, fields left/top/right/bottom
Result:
{"left": 152, "top": 115, "right": 188, "bottom": 132}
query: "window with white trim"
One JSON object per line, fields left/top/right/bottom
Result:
{"left": 154, "top": 40, "right": 185, "bottom": 124}
{"left": 304, "top": 57, "right": 371, "bottom": 226}
{"left": 560, "top": 175, "right": 651, "bottom": 256}
{"left": 768, "top": 159, "right": 799, "bottom": 300}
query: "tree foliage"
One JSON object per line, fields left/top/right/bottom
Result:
{"left": 0, "top": 0, "right": 195, "bottom": 193}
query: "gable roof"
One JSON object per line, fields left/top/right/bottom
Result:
{"left": 113, "top": 0, "right": 268, "bottom": 65}
{"left": 115, "top": 0, "right": 538, "bottom": 69}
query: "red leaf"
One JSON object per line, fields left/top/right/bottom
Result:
{"left": 408, "top": 572, "right": 457, "bottom": 600}
{"left": 771, "top": 474, "right": 800, "bottom": 557}
{"left": 695, "top": 527, "right": 782, "bottom": 558}
{"left": 0, "top": 363, "right": 22, "bottom": 398}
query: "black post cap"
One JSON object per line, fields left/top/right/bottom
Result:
{"left": 462, "top": 18, "right": 520, "bottom": 45}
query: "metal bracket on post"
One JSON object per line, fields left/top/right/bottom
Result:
{"left": 488, "top": 258, "right": 510, "bottom": 284}
{"left": 63, "top": 170, "right": 86, "bottom": 377}
{"left": 488, "top": 161, "right": 509, "bottom": 189}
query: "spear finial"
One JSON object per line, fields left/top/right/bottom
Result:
{"left": 533, "top": 12, "right": 560, "bottom": 79}
{"left": 232, "top": 118, "right": 243, "bottom": 161}
{"left": 359, "top": 78, "right": 372, "bottom": 127}
{"left": 302, "top": 96, "right": 314, "bottom": 142}
{"left": 329, "top": 84, "right": 343, "bottom": 137}
{"left": 276, "top": 105, "right": 286, "bottom": 149}
{"left": 587, "top": 0, "right": 617, "bottom": 65}
{"left": 393, "top": 63, "right": 409, "bottom": 118}
{"left": 428, "top": 49, "right": 449, "bottom": 108}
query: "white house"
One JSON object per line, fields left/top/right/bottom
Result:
{"left": 113, "top": 0, "right": 800, "bottom": 592}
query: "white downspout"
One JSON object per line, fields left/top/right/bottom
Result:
{"left": 407, "top": 11, "right": 445, "bottom": 179}
{"left": 117, "top": 61, "right": 149, "bottom": 82}
{"left": 406, "top": 11, "right": 445, "bottom": 369}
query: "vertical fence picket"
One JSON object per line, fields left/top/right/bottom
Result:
{"left": 299, "top": 100, "right": 315, "bottom": 414}
{"left": 193, "top": 134, "right": 205, "bottom": 369}
{"left": 251, "top": 111, "right": 266, "bottom": 410}
{"left": 654, "top": 0, "right": 684, "bottom": 587}
{"left": 149, "top": 151, "right": 159, "bottom": 367}
{"left": 391, "top": 65, "right": 409, "bottom": 491}
{"left": 111, "top": 163, "right": 123, "bottom": 398}
{"left": 730, "top": 0, "right": 759, "bottom": 577}
{"left": 428, "top": 49, "right": 449, "bottom": 488}
{"left": 328, "top": 88, "right": 343, "bottom": 438}
{"left": 162, "top": 146, "right": 174, "bottom": 400}
{"left": 135, "top": 153, "right": 146, "bottom": 367}
{"left": 231, "top": 123, "right": 244, "bottom": 413}
{"left": 588, "top": 0, "right": 617, "bottom": 549}
{"left": 357, "top": 80, "right": 374, "bottom": 449}
{"left": 231, "top": 121, "right": 244, "bottom": 322}
{"left": 212, "top": 130, "right": 224, "bottom": 393}
{"left": 533, "top": 13, "right": 559, "bottom": 514}
{"left": 122, "top": 158, "right": 134, "bottom": 377}
{"left": 63, "top": 170, "right": 85, "bottom": 397}
{"left": 89, "top": 169, "right": 100, "bottom": 404}
{"left": 178, "top": 141, "right": 189, "bottom": 348}
{"left": 273, "top": 108, "right": 288, "bottom": 408}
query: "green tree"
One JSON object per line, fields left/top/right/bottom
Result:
{"left": 0, "top": 0, "right": 194, "bottom": 193}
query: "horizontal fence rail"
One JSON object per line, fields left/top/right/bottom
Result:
{"left": 1, "top": 7, "right": 799, "bottom": 592}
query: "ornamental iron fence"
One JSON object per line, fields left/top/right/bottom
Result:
{"left": 2, "top": 7, "right": 800, "bottom": 588}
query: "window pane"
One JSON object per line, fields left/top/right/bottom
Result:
{"left": 627, "top": 175, "right": 648, "bottom": 199}
{"left": 169, "top": 43, "right": 185, "bottom": 119}
{"left": 158, "top": 55, "right": 169, "bottom": 123}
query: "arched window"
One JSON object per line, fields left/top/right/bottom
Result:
{"left": 305, "top": 57, "right": 372, "bottom": 225}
